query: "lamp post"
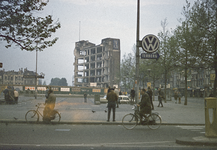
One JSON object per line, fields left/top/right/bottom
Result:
{"left": 135, "top": 0, "right": 140, "bottom": 104}
{"left": 35, "top": 49, "right": 38, "bottom": 99}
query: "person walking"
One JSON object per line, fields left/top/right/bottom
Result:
{"left": 130, "top": 88, "right": 135, "bottom": 104}
{"left": 84, "top": 93, "right": 87, "bottom": 103}
{"left": 106, "top": 89, "right": 118, "bottom": 122}
{"left": 158, "top": 88, "right": 164, "bottom": 107}
{"left": 147, "top": 87, "right": 154, "bottom": 110}
{"left": 178, "top": 91, "right": 182, "bottom": 104}
{"left": 114, "top": 87, "right": 119, "bottom": 108}
{"left": 3, "top": 87, "right": 9, "bottom": 104}
{"left": 45, "top": 86, "right": 50, "bottom": 99}
{"left": 43, "top": 89, "right": 56, "bottom": 122}
{"left": 14, "top": 89, "right": 19, "bottom": 104}
{"left": 174, "top": 90, "right": 178, "bottom": 104}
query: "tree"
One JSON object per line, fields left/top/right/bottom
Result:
{"left": 49, "top": 77, "right": 68, "bottom": 86}
{"left": 0, "top": 0, "right": 61, "bottom": 51}
{"left": 50, "top": 78, "right": 60, "bottom": 86}
{"left": 158, "top": 18, "right": 177, "bottom": 102}
{"left": 180, "top": 0, "right": 217, "bottom": 96}
{"left": 59, "top": 78, "right": 68, "bottom": 86}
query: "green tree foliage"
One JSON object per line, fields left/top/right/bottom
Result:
{"left": 0, "top": 0, "right": 61, "bottom": 51}
{"left": 178, "top": 0, "right": 217, "bottom": 96}
{"left": 50, "top": 77, "right": 68, "bottom": 86}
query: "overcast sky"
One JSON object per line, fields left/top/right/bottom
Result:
{"left": 0, "top": 0, "right": 196, "bottom": 86}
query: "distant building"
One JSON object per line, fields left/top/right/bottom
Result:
{"left": 1, "top": 68, "right": 37, "bottom": 85}
{"left": 74, "top": 38, "right": 120, "bottom": 88}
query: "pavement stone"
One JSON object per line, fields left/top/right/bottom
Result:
{"left": 0, "top": 95, "right": 217, "bottom": 146}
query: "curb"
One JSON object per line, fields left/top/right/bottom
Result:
{"left": 0, "top": 120, "right": 205, "bottom": 126}
{"left": 176, "top": 137, "right": 217, "bottom": 146}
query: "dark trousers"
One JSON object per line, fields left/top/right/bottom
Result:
{"left": 107, "top": 102, "right": 116, "bottom": 121}
{"left": 158, "top": 97, "right": 163, "bottom": 107}
{"left": 14, "top": 97, "right": 18, "bottom": 103}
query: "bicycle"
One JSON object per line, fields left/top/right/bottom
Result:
{"left": 122, "top": 104, "right": 162, "bottom": 130}
{"left": 25, "top": 103, "right": 61, "bottom": 123}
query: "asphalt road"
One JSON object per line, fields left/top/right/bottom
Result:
{"left": 0, "top": 123, "right": 215, "bottom": 150}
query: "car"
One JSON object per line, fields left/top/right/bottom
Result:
{"left": 118, "top": 95, "right": 130, "bottom": 104}
{"left": 100, "top": 95, "right": 108, "bottom": 103}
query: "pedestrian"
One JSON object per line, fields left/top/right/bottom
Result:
{"left": 14, "top": 89, "right": 19, "bottom": 104}
{"left": 138, "top": 89, "right": 151, "bottom": 123}
{"left": 130, "top": 88, "right": 135, "bottom": 103}
{"left": 147, "top": 87, "right": 154, "bottom": 110}
{"left": 106, "top": 89, "right": 118, "bottom": 122}
{"left": 3, "top": 87, "right": 9, "bottom": 104}
{"left": 45, "top": 86, "right": 50, "bottom": 99}
{"left": 157, "top": 88, "right": 164, "bottom": 107}
{"left": 119, "top": 90, "right": 122, "bottom": 95}
{"left": 43, "top": 89, "right": 56, "bottom": 122}
{"left": 84, "top": 93, "right": 87, "bottom": 103}
{"left": 107, "top": 86, "right": 113, "bottom": 94}
{"left": 174, "top": 90, "right": 178, "bottom": 104}
{"left": 178, "top": 91, "right": 182, "bottom": 104}
{"left": 114, "top": 87, "right": 119, "bottom": 108}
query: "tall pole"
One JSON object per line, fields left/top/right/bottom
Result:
{"left": 135, "top": 0, "right": 140, "bottom": 104}
{"left": 35, "top": 50, "right": 38, "bottom": 99}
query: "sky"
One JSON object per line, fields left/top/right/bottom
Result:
{"left": 0, "top": 0, "right": 196, "bottom": 86}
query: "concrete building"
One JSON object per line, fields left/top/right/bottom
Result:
{"left": 73, "top": 38, "right": 120, "bottom": 88}
{"left": 0, "top": 68, "right": 37, "bottom": 85}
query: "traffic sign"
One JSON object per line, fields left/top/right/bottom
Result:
{"left": 141, "top": 52, "right": 160, "bottom": 60}
{"left": 141, "top": 34, "right": 160, "bottom": 53}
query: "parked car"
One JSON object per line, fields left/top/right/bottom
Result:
{"left": 100, "top": 95, "right": 108, "bottom": 103}
{"left": 118, "top": 95, "right": 130, "bottom": 104}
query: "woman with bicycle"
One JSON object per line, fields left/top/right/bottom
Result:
{"left": 138, "top": 89, "right": 152, "bottom": 123}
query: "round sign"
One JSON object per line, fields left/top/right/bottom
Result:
{"left": 141, "top": 34, "right": 160, "bottom": 53}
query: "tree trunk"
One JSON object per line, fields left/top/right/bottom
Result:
{"left": 184, "top": 67, "right": 188, "bottom": 105}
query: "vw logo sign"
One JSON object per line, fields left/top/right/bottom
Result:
{"left": 141, "top": 34, "right": 160, "bottom": 53}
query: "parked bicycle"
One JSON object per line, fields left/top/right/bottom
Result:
{"left": 122, "top": 104, "right": 162, "bottom": 130}
{"left": 25, "top": 103, "right": 61, "bottom": 123}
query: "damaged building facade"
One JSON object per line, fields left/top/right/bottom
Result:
{"left": 73, "top": 38, "right": 120, "bottom": 88}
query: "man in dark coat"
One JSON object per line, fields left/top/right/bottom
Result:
{"left": 3, "top": 87, "right": 9, "bottom": 103}
{"left": 106, "top": 89, "right": 118, "bottom": 122}
{"left": 138, "top": 89, "right": 151, "bottom": 121}
{"left": 158, "top": 88, "right": 164, "bottom": 107}
{"left": 130, "top": 88, "right": 135, "bottom": 103}
{"left": 43, "top": 89, "right": 56, "bottom": 122}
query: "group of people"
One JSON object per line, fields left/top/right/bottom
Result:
{"left": 106, "top": 86, "right": 166, "bottom": 122}
{"left": 3, "top": 86, "right": 19, "bottom": 104}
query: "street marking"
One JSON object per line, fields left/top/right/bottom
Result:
{"left": 55, "top": 129, "right": 70, "bottom": 131}
{"left": 176, "top": 126, "right": 204, "bottom": 130}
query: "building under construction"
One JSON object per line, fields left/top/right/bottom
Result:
{"left": 73, "top": 38, "right": 120, "bottom": 88}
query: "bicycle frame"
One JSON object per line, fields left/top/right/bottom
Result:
{"left": 35, "top": 103, "right": 44, "bottom": 118}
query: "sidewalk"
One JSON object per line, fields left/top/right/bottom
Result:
{"left": 0, "top": 95, "right": 216, "bottom": 146}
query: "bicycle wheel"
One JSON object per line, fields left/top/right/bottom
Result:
{"left": 51, "top": 110, "right": 61, "bottom": 123}
{"left": 25, "top": 110, "right": 39, "bottom": 123}
{"left": 122, "top": 114, "right": 138, "bottom": 130}
{"left": 147, "top": 113, "right": 162, "bottom": 130}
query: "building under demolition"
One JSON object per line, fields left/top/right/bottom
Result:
{"left": 73, "top": 38, "right": 120, "bottom": 88}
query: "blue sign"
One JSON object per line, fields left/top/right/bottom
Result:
{"left": 141, "top": 52, "right": 160, "bottom": 60}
